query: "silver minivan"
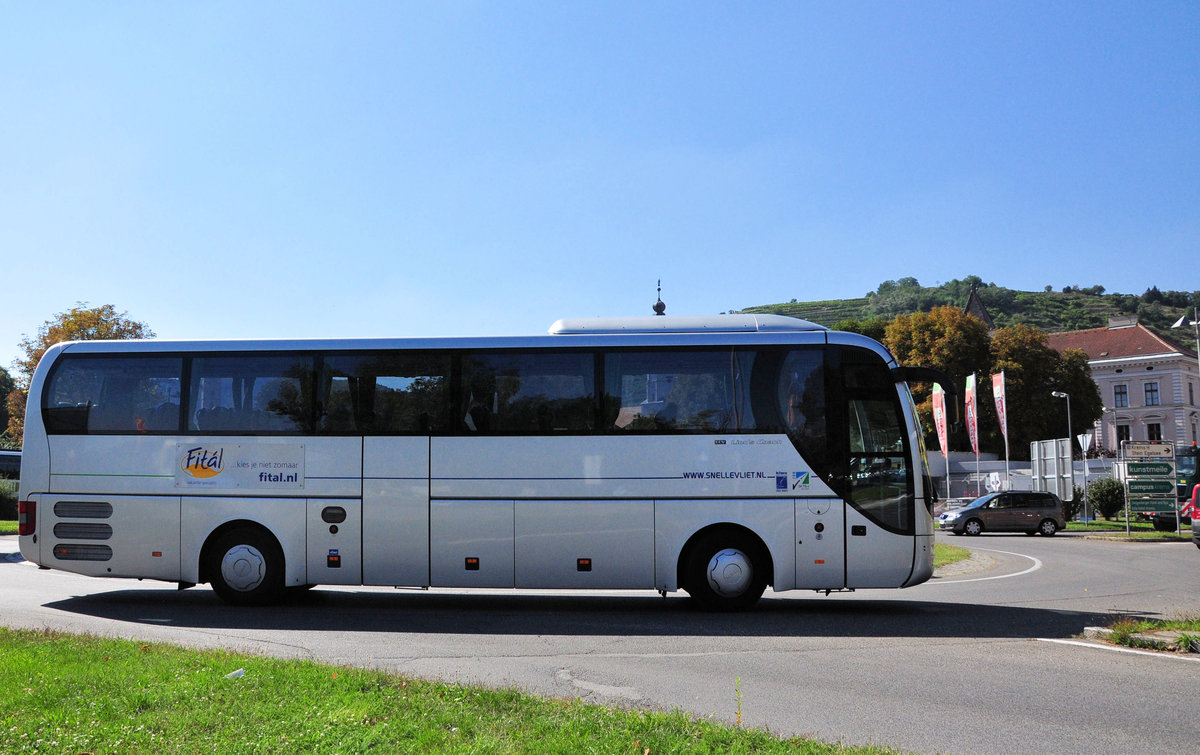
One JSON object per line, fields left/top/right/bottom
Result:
{"left": 938, "top": 491, "right": 1066, "bottom": 536}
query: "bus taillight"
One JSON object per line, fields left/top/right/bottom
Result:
{"left": 17, "top": 500, "right": 35, "bottom": 536}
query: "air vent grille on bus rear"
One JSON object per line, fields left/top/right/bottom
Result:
{"left": 53, "top": 501, "right": 113, "bottom": 519}
{"left": 53, "top": 523, "right": 113, "bottom": 540}
{"left": 52, "top": 544, "right": 113, "bottom": 561}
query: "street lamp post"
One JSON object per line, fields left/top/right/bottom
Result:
{"left": 1051, "top": 391, "right": 1074, "bottom": 511}
{"left": 1051, "top": 390, "right": 1072, "bottom": 448}
{"left": 1172, "top": 308, "right": 1200, "bottom": 423}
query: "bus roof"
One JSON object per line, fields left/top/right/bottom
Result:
{"left": 38, "top": 314, "right": 874, "bottom": 361}
{"left": 548, "top": 314, "right": 827, "bottom": 334}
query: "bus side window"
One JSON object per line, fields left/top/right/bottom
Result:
{"left": 320, "top": 354, "right": 451, "bottom": 434}
{"left": 604, "top": 350, "right": 757, "bottom": 433}
{"left": 775, "top": 348, "right": 826, "bottom": 475}
{"left": 43, "top": 357, "right": 182, "bottom": 434}
{"left": 461, "top": 352, "right": 594, "bottom": 434}
{"left": 189, "top": 355, "right": 314, "bottom": 434}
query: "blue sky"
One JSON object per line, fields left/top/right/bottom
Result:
{"left": 2, "top": 2, "right": 1197, "bottom": 372}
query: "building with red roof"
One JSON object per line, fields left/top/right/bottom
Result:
{"left": 1047, "top": 316, "right": 1199, "bottom": 453}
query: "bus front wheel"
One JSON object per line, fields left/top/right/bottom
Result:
{"left": 683, "top": 530, "right": 768, "bottom": 612}
{"left": 206, "top": 527, "right": 285, "bottom": 606}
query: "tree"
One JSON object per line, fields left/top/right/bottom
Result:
{"left": 5, "top": 390, "right": 25, "bottom": 447}
{"left": 884, "top": 306, "right": 992, "bottom": 450}
{"left": 0, "top": 367, "right": 14, "bottom": 442}
{"left": 1052, "top": 348, "right": 1104, "bottom": 452}
{"left": 989, "top": 324, "right": 1101, "bottom": 461}
{"left": 989, "top": 324, "right": 1060, "bottom": 459}
{"left": 13, "top": 303, "right": 155, "bottom": 388}
{"left": 1088, "top": 477, "right": 1125, "bottom": 520}
{"left": 7, "top": 303, "right": 154, "bottom": 443}
{"left": 832, "top": 316, "right": 891, "bottom": 343}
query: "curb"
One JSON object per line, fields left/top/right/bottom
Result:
{"left": 1083, "top": 626, "right": 1200, "bottom": 653}
{"left": 1079, "top": 534, "right": 1194, "bottom": 543}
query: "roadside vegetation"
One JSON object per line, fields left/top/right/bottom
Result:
{"left": 933, "top": 543, "right": 971, "bottom": 568}
{"left": 0, "top": 628, "right": 900, "bottom": 755}
{"left": 1066, "top": 519, "right": 1192, "bottom": 540}
{"left": 742, "top": 277, "right": 1198, "bottom": 346}
{"left": 1, "top": 478, "right": 16, "bottom": 534}
{"left": 1104, "top": 614, "right": 1200, "bottom": 653}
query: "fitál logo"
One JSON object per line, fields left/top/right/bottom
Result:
{"left": 181, "top": 446, "right": 225, "bottom": 479}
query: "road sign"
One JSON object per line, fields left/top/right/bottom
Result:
{"left": 1128, "top": 498, "right": 1177, "bottom": 513}
{"left": 1127, "top": 462, "right": 1173, "bottom": 476}
{"left": 1127, "top": 479, "right": 1176, "bottom": 495}
{"left": 1120, "top": 450, "right": 1177, "bottom": 527}
{"left": 1123, "top": 441, "right": 1174, "bottom": 458}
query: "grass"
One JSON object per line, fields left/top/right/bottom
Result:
{"left": 1066, "top": 518, "right": 1192, "bottom": 541}
{"left": 1104, "top": 614, "right": 1200, "bottom": 653}
{"left": 0, "top": 479, "right": 16, "bottom": 534}
{"left": 1087, "top": 531, "right": 1193, "bottom": 541}
{"left": 0, "top": 628, "right": 901, "bottom": 754}
{"left": 1068, "top": 519, "right": 1157, "bottom": 532}
{"left": 932, "top": 543, "right": 971, "bottom": 569}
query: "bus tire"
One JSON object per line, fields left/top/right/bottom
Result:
{"left": 205, "top": 526, "right": 285, "bottom": 606}
{"left": 683, "top": 530, "right": 768, "bottom": 612}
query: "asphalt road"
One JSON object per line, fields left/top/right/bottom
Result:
{"left": 3, "top": 532, "right": 1199, "bottom": 754}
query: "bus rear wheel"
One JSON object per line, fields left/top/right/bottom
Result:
{"left": 683, "top": 530, "right": 768, "bottom": 612}
{"left": 206, "top": 527, "right": 285, "bottom": 606}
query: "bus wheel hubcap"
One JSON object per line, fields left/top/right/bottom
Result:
{"left": 221, "top": 545, "right": 266, "bottom": 592}
{"left": 707, "top": 548, "right": 751, "bottom": 597}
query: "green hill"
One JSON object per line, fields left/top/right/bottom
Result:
{"left": 739, "top": 277, "right": 1197, "bottom": 348}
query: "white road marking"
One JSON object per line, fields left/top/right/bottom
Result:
{"left": 1037, "top": 638, "right": 1200, "bottom": 663}
{"left": 926, "top": 547, "right": 1042, "bottom": 583}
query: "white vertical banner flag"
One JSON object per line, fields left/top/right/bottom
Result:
{"left": 991, "top": 371, "right": 1008, "bottom": 446}
{"left": 965, "top": 374, "right": 979, "bottom": 456}
{"left": 966, "top": 373, "right": 981, "bottom": 495}
{"left": 932, "top": 383, "right": 949, "bottom": 459}
{"left": 992, "top": 371, "right": 1011, "bottom": 488}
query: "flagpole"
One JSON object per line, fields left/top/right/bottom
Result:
{"left": 993, "top": 371, "right": 1011, "bottom": 490}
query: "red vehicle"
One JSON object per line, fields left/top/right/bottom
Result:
{"left": 1151, "top": 485, "right": 1196, "bottom": 532}
{"left": 1191, "top": 486, "right": 1200, "bottom": 550}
